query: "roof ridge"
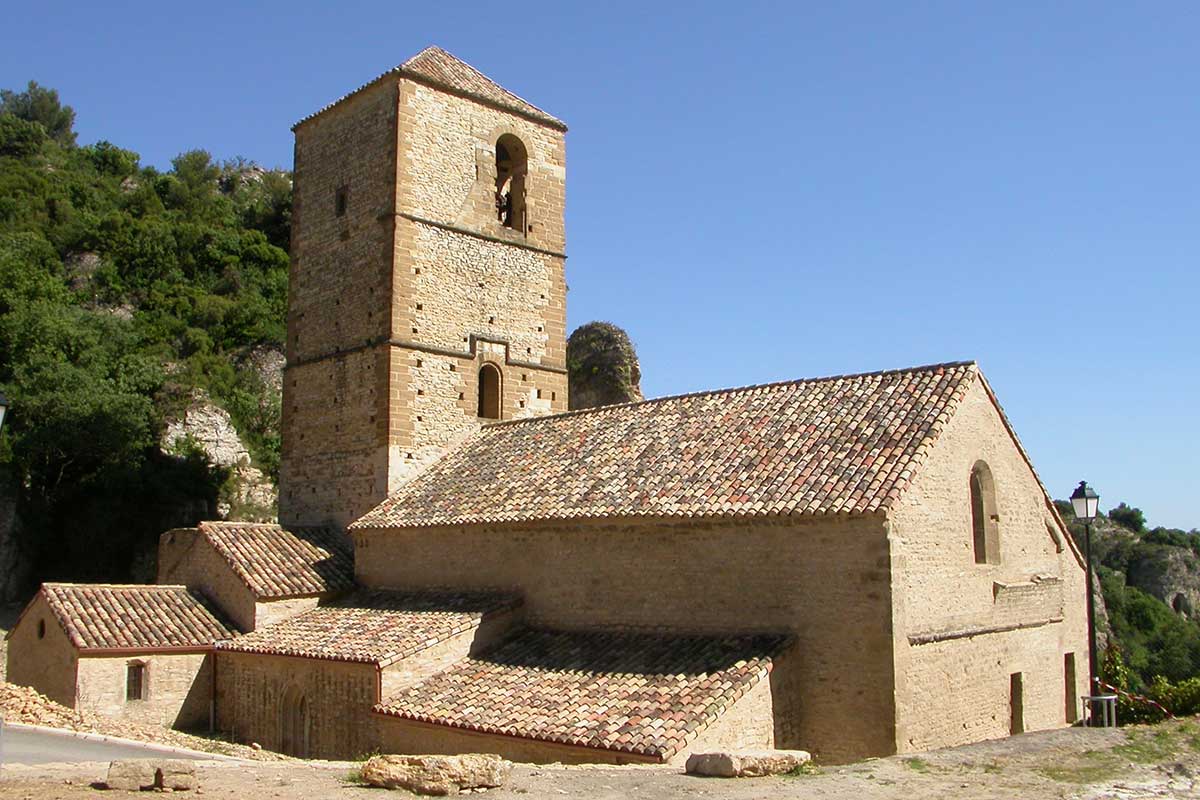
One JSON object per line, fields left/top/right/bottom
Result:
{"left": 483, "top": 359, "right": 978, "bottom": 431}
{"left": 43, "top": 583, "right": 188, "bottom": 591}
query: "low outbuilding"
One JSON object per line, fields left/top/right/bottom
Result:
{"left": 5, "top": 583, "right": 235, "bottom": 727}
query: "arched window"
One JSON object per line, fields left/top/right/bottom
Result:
{"left": 478, "top": 364, "right": 502, "bottom": 420}
{"left": 37, "top": 619, "right": 45, "bottom": 639}
{"left": 970, "top": 461, "right": 1000, "bottom": 564}
{"left": 494, "top": 134, "right": 527, "bottom": 231}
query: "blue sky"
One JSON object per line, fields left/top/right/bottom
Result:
{"left": 4, "top": 2, "right": 1198, "bottom": 528}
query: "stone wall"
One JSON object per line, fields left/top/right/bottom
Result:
{"left": 378, "top": 610, "right": 518, "bottom": 699}
{"left": 280, "top": 70, "right": 569, "bottom": 528}
{"left": 158, "top": 529, "right": 257, "bottom": 633}
{"left": 216, "top": 652, "right": 380, "bottom": 760}
{"left": 375, "top": 718, "right": 660, "bottom": 765}
{"left": 355, "top": 515, "right": 896, "bottom": 763}
{"left": 6, "top": 594, "right": 78, "bottom": 708}
{"left": 217, "top": 614, "right": 516, "bottom": 759}
{"left": 76, "top": 652, "right": 212, "bottom": 729}
{"left": 281, "top": 80, "right": 397, "bottom": 528}
{"left": 255, "top": 596, "right": 323, "bottom": 631}
{"left": 889, "top": 375, "right": 1089, "bottom": 752}
{"left": 676, "top": 672, "right": 776, "bottom": 764}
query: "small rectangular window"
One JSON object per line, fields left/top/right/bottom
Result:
{"left": 126, "top": 663, "right": 145, "bottom": 702}
{"left": 335, "top": 186, "right": 348, "bottom": 217}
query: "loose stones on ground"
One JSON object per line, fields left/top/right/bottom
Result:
{"left": 360, "top": 753, "right": 511, "bottom": 795}
{"left": 685, "top": 749, "right": 813, "bottom": 778}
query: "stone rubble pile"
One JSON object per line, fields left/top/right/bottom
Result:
{"left": 0, "top": 681, "right": 87, "bottom": 729}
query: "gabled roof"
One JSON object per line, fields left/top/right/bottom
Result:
{"left": 293, "top": 46, "right": 566, "bottom": 131}
{"left": 352, "top": 361, "right": 979, "bottom": 530}
{"left": 26, "top": 584, "right": 234, "bottom": 651}
{"left": 217, "top": 589, "right": 519, "bottom": 666}
{"left": 375, "top": 628, "right": 792, "bottom": 762}
{"left": 197, "top": 521, "right": 353, "bottom": 600}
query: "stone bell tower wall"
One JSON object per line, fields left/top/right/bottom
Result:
{"left": 280, "top": 61, "right": 569, "bottom": 528}
{"left": 280, "top": 82, "right": 399, "bottom": 528}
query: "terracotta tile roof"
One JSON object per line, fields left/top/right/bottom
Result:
{"left": 198, "top": 521, "right": 353, "bottom": 600}
{"left": 217, "top": 589, "right": 520, "bottom": 666}
{"left": 353, "top": 361, "right": 978, "bottom": 530}
{"left": 375, "top": 628, "right": 791, "bottom": 762}
{"left": 36, "top": 584, "right": 234, "bottom": 651}
{"left": 294, "top": 46, "right": 565, "bottom": 131}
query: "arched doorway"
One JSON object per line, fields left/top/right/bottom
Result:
{"left": 280, "top": 685, "right": 309, "bottom": 757}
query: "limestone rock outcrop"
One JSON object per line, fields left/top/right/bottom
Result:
{"left": 360, "top": 753, "right": 511, "bottom": 795}
{"left": 685, "top": 749, "right": 813, "bottom": 777}
{"left": 566, "top": 321, "right": 643, "bottom": 411}
{"left": 161, "top": 389, "right": 276, "bottom": 521}
{"left": 1127, "top": 546, "right": 1200, "bottom": 619}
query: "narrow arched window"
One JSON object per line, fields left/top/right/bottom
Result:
{"left": 478, "top": 364, "right": 502, "bottom": 420}
{"left": 494, "top": 134, "right": 528, "bottom": 232}
{"left": 970, "top": 461, "right": 1000, "bottom": 564}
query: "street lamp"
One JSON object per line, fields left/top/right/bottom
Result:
{"left": 1070, "top": 480, "right": 1104, "bottom": 725}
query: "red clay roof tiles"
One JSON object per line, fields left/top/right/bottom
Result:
{"left": 353, "top": 361, "right": 978, "bottom": 530}
{"left": 294, "top": 46, "right": 565, "bottom": 131}
{"left": 374, "top": 628, "right": 791, "bottom": 762}
{"left": 36, "top": 584, "right": 234, "bottom": 651}
{"left": 198, "top": 521, "right": 353, "bottom": 599}
{"left": 217, "top": 589, "right": 519, "bottom": 666}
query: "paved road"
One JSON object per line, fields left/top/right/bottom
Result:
{"left": 0, "top": 725, "right": 211, "bottom": 765}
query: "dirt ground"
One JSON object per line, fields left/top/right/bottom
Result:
{"left": 3, "top": 718, "right": 1199, "bottom": 799}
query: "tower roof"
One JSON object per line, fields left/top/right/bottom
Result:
{"left": 293, "top": 46, "right": 566, "bottom": 131}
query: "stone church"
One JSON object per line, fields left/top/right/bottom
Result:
{"left": 6, "top": 47, "right": 1088, "bottom": 765}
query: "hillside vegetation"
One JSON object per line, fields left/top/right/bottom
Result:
{"left": 0, "top": 82, "right": 290, "bottom": 587}
{"left": 1057, "top": 499, "right": 1200, "bottom": 719}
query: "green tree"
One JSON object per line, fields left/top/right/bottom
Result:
{"left": 0, "top": 81, "right": 76, "bottom": 145}
{"left": 1110, "top": 502, "right": 1147, "bottom": 533}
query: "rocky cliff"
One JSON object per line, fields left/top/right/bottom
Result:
{"left": 161, "top": 389, "right": 277, "bottom": 522}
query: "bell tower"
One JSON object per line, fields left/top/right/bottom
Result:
{"left": 279, "top": 47, "right": 569, "bottom": 528}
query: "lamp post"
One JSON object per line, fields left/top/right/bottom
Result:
{"left": 1070, "top": 480, "right": 1101, "bottom": 724}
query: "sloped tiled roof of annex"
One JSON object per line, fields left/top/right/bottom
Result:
{"left": 293, "top": 46, "right": 565, "bottom": 131}
{"left": 375, "top": 628, "right": 792, "bottom": 762}
{"left": 217, "top": 589, "right": 520, "bottom": 666}
{"left": 352, "top": 361, "right": 979, "bottom": 530}
{"left": 28, "top": 584, "right": 234, "bottom": 651}
{"left": 197, "top": 521, "right": 353, "bottom": 599}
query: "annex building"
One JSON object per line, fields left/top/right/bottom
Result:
{"left": 7, "top": 47, "right": 1088, "bottom": 765}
